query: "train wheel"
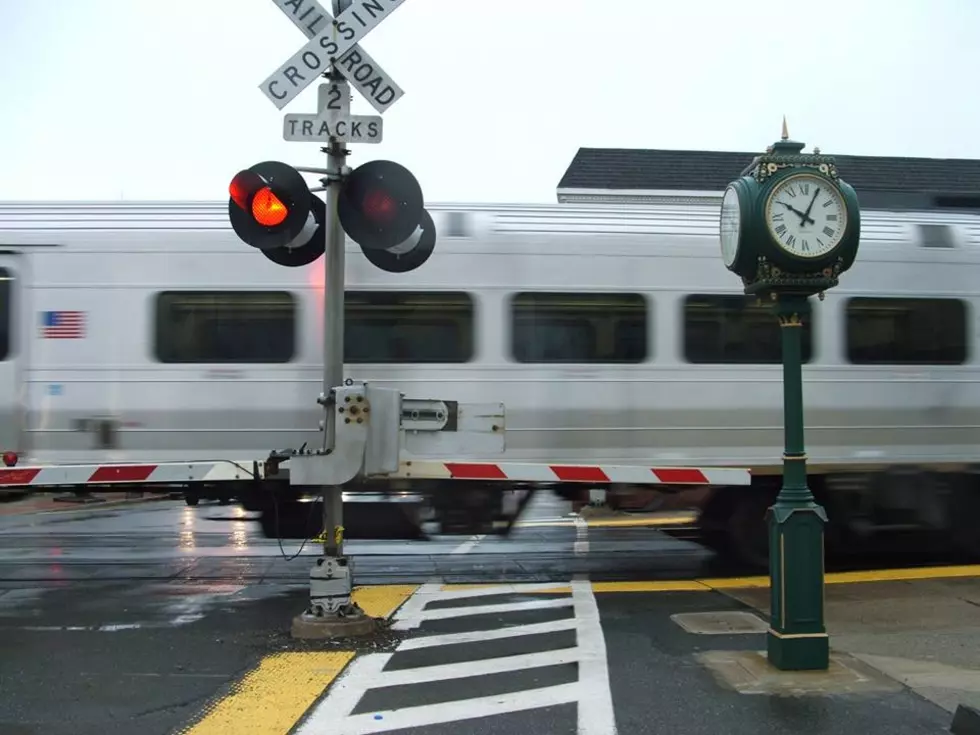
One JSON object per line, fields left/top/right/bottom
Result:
{"left": 184, "top": 494, "right": 200, "bottom": 507}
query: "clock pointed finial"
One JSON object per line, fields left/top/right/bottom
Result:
{"left": 769, "top": 116, "right": 805, "bottom": 155}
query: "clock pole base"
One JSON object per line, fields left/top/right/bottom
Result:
{"left": 767, "top": 629, "right": 830, "bottom": 671}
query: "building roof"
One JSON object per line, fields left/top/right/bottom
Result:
{"left": 556, "top": 147, "right": 980, "bottom": 210}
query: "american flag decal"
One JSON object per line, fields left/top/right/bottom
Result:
{"left": 40, "top": 310, "right": 86, "bottom": 339}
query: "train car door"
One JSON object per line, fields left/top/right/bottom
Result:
{"left": 0, "top": 256, "right": 24, "bottom": 454}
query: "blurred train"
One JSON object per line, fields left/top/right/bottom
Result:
{"left": 0, "top": 200, "right": 978, "bottom": 568}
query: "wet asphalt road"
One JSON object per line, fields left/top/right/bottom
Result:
{"left": 0, "top": 493, "right": 711, "bottom": 735}
{"left": 0, "top": 493, "right": 712, "bottom": 587}
{"left": 0, "top": 495, "right": 954, "bottom": 735}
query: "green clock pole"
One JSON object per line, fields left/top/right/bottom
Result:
{"left": 719, "top": 119, "right": 861, "bottom": 672}
{"left": 766, "top": 291, "right": 829, "bottom": 670}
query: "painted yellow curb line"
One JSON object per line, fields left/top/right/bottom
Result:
{"left": 588, "top": 564, "right": 980, "bottom": 593}
{"left": 178, "top": 651, "right": 355, "bottom": 735}
{"left": 177, "top": 584, "right": 418, "bottom": 735}
{"left": 437, "top": 565, "right": 980, "bottom": 595}
{"left": 514, "top": 513, "right": 697, "bottom": 529}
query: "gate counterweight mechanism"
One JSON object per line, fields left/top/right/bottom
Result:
{"left": 0, "top": 0, "right": 755, "bottom": 641}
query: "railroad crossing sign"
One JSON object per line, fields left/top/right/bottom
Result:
{"left": 314, "top": 80, "right": 351, "bottom": 122}
{"left": 283, "top": 81, "right": 384, "bottom": 143}
{"left": 263, "top": 0, "right": 407, "bottom": 113}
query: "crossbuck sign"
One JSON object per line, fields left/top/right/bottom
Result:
{"left": 262, "top": 0, "right": 407, "bottom": 146}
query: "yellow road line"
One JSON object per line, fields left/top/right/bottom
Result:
{"left": 438, "top": 583, "right": 572, "bottom": 594}
{"left": 179, "top": 651, "right": 354, "bottom": 735}
{"left": 513, "top": 520, "right": 575, "bottom": 528}
{"left": 824, "top": 564, "right": 980, "bottom": 585}
{"left": 515, "top": 513, "right": 698, "bottom": 529}
{"left": 584, "top": 514, "right": 698, "bottom": 528}
{"left": 352, "top": 584, "right": 417, "bottom": 618}
{"left": 698, "top": 576, "right": 770, "bottom": 589}
{"left": 177, "top": 585, "right": 417, "bottom": 735}
{"left": 592, "top": 580, "right": 709, "bottom": 593}
{"left": 589, "top": 565, "right": 980, "bottom": 593}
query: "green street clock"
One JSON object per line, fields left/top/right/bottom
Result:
{"left": 718, "top": 122, "right": 865, "bottom": 673}
{"left": 765, "top": 172, "right": 847, "bottom": 259}
{"left": 719, "top": 129, "right": 861, "bottom": 296}
{"left": 719, "top": 184, "right": 743, "bottom": 268}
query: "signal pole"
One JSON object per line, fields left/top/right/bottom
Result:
{"left": 321, "top": 138, "right": 346, "bottom": 561}
{"left": 321, "top": 1, "right": 350, "bottom": 560}
{"left": 243, "top": 0, "right": 449, "bottom": 638}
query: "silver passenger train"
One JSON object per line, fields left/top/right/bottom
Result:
{"left": 0, "top": 200, "right": 978, "bottom": 567}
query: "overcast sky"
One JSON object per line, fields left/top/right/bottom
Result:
{"left": 1, "top": 0, "right": 977, "bottom": 204}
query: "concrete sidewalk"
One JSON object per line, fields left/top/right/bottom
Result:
{"left": 721, "top": 571, "right": 980, "bottom": 718}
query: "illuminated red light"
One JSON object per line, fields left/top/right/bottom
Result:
{"left": 363, "top": 188, "right": 397, "bottom": 223}
{"left": 2, "top": 451, "right": 18, "bottom": 467}
{"left": 229, "top": 170, "right": 263, "bottom": 210}
{"left": 252, "top": 187, "right": 289, "bottom": 227}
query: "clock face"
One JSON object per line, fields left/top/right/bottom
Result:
{"left": 719, "top": 185, "right": 741, "bottom": 267}
{"left": 764, "top": 173, "right": 847, "bottom": 258}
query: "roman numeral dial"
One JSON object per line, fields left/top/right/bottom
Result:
{"left": 764, "top": 173, "right": 847, "bottom": 259}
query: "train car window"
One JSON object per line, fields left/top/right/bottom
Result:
{"left": 444, "top": 211, "right": 469, "bottom": 238}
{"left": 683, "top": 294, "right": 814, "bottom": 364}
{"left": 845, "top": 297, "right": 967, "bottom": 365}
{"left": 0, "top": 268, "right": 10, "bottom": 362}
{"left": 917, "top": 224, "right": 955, "bottom": 248}
{"left": 345, "top": 291, "right": 474, "bottom": 363}
{"left": 154, "top": 291, "right": 296, "bottom": 363}
{"left": 511, "top": 292, "right": 648, "bottom": 364}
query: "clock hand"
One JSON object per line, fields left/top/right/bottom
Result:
{"left": 778, "top": 200, "right": 815, "bottom": 225}
{"left": 802, "top": 188, "right": 821, "bottom": 221}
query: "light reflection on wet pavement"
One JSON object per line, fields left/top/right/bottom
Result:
{"left": 0, "top": 495, "right": 711, "bottom": 589}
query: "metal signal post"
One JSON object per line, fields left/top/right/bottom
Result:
{"left": 320, "top": 54, "right": 349, "bottom": 562}
{"left": 235, "top": 0, "right": 446, "bottom": 639}
{"left": 296, "top": 0, "right": 366, "bottom": 638}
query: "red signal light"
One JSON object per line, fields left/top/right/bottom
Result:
{"left": 363, "top": 188, "right": 398, "bottom": 224}
{"left": 252, "top": 187, "right": 289, "bottom": 227}
{"left": 227, "top": 161, "right": 323, "bottom": 264}
{"left": 2, "top": 451, "right": 17, "bottom": 467}
{"left": 229, "top": 170, "right": 264, "bottom": 210}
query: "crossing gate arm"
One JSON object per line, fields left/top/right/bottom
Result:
{"left": 0, "top": 460, "right": 262, "bottom": 489}
{"left": 389, "top": 461, "right": 753, "bottom": 486}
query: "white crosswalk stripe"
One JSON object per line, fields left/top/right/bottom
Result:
{"left": 296, "top": 579, "right": 618, "bottom": 734}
